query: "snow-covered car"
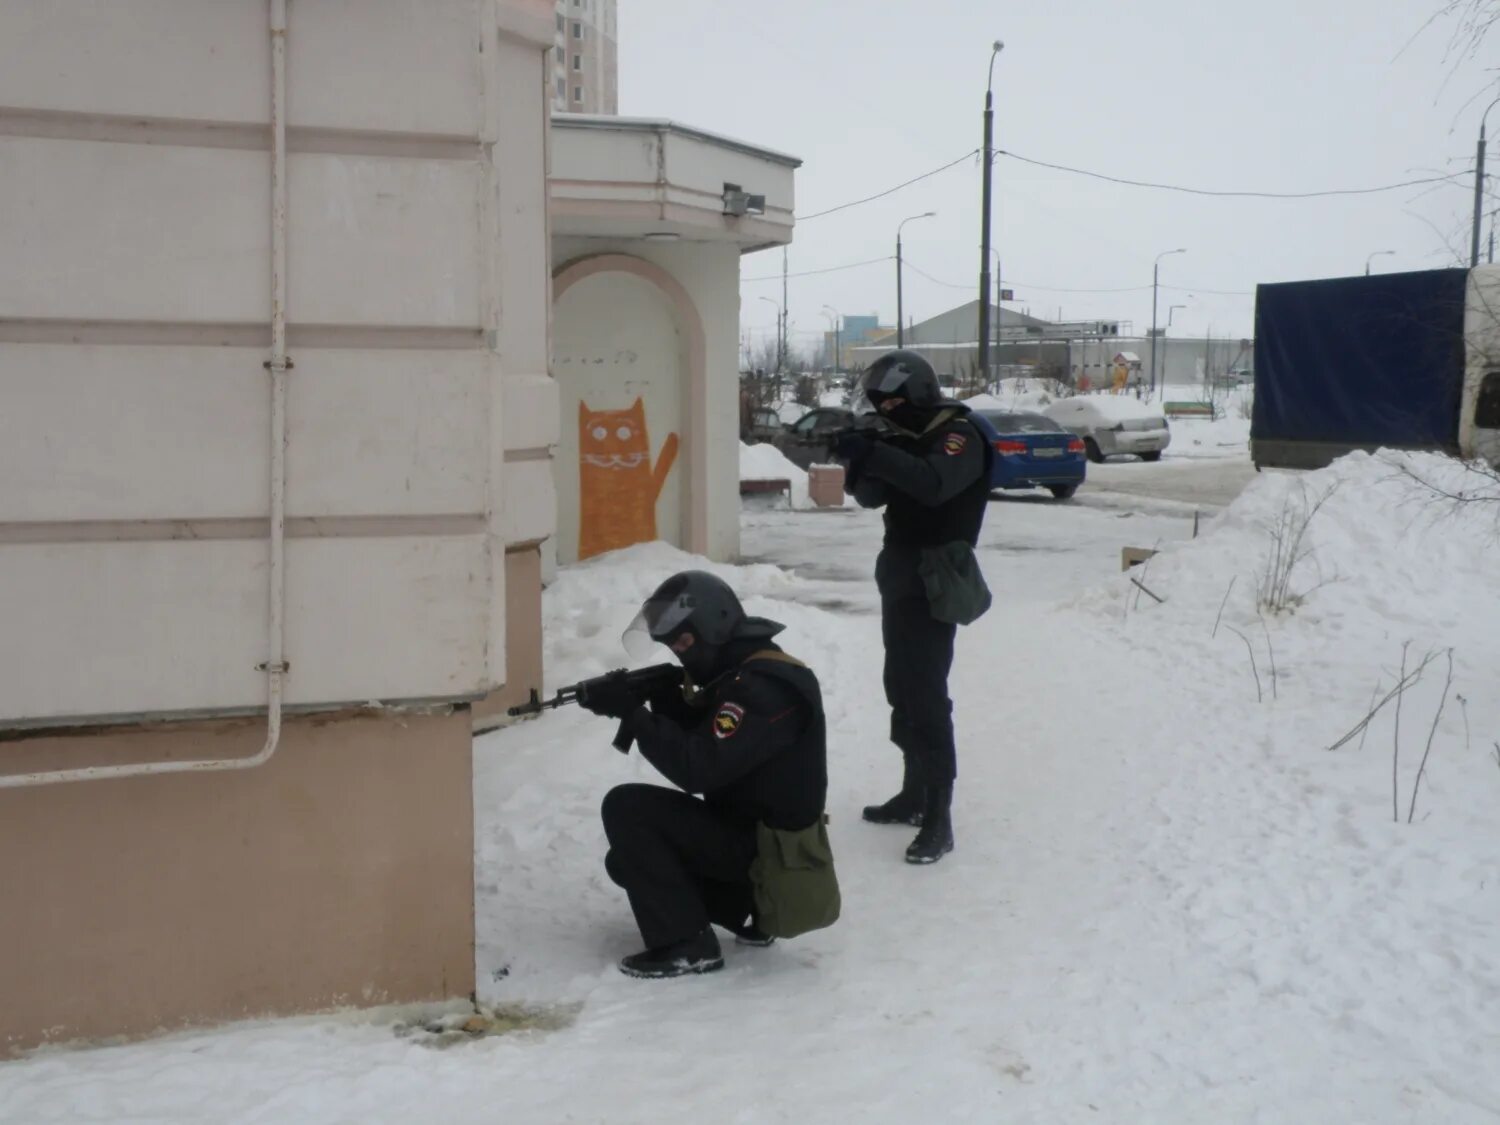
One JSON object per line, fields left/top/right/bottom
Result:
{"left": 1042, "top": 396, "right": 1171, "bottom": 463}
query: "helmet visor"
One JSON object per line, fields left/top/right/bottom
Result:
{"left": 864, "top": 363, "right": 911, "bottom": 397}
{"left": 620, "top": 588, "right": 697, "bottom": 660}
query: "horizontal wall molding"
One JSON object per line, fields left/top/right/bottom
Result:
{"left": 0, "top": 514, "right": 487, "bottom": 546}
{"left": 0, "top": 107, "right": 483, "bottom": 161}
{"left": 0, "top": 319, "right": 485, "bottom": 350}
{"left": 502, "top": 447, "right": 552, "bottom": 463}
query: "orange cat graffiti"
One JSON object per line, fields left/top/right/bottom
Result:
{"left": 577, "top": 398, "right": 680, "bottom": 561}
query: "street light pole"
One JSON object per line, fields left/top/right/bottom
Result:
{"left": 896, "top": 211, "right": 936, "bottom": 346}
{"left": 821, "top": 305, "right": 842, "bottom": 376}
{"left": 1364, "top": 250, "right": 1395, "bottom": 276}
{"left": 1150, "top": 248, "right": 1186, "bottom": 399}
{"left": 978, "top": 40, "right": 1004, "bottom": 384}
{"left": 1473, "top": 95, "right": 1500, "bottom": 267}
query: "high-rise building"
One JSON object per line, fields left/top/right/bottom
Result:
{"left": 551, "top": 0, "right": 618, "bottom": 115}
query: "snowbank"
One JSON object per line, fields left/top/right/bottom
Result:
{"left": 1049, "top": 393, "right": 1164, "bottom": 423}
{"left": 7, "top": 450, "right": 1499, "bottom": 1122}
{"left": 964, "top": 387, "right": 1056, "bottom": 413}
{"left": 739, "top": 440, "right": 812, "bottom": 508}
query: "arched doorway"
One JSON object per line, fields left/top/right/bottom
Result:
{"left": 551, "top": 254, "right": 707, "bottom": 564}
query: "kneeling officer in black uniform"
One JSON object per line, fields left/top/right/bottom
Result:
{"left": 832, "top": 350, "right": 991, "bottom": 865}
{"left": 580, "top": 571, "right": 836, "bottom": 979}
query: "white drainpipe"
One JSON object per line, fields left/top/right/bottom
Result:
{"left": 0, "top": 0, "right": 291, "bottom": 788}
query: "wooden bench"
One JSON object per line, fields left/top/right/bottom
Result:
{"left": 1163, "top": 400, "right": 1218, "bottom": 419}
{"left": 739, "top": 477, "right": 792, "bottom": 505}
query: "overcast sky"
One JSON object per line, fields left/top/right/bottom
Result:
{"left": 618, "top": 0, "right": 1498, "bottom": 354}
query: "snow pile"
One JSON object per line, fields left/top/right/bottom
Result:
{"left": 739, "top": 440, "right": 811, "bottom": 508}
{"left": 964, "top": 386, "right": 1056, "bottom": 412}
{"left": 536, "top": 540, "right": 804, "bottom": 689}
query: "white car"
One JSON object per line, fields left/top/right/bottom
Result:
{"left": 1042, "top": 396, "right": 1171, "bottom": 463}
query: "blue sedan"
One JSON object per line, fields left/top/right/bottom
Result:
{"left": 974, "top": 409, "right": 1087, "bottom": 500}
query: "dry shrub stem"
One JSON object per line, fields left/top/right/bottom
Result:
{"left": 1326, "top": 648, "right": 1441, "bottom": 752}
{"left": 1407, "top": 650, "right": 1456, "bottom": 824}
{"left": 1212, "top": 576, "right": 1237, "bottom": 639}
{"left": 1225, "top": 625, "right": 1263, "bottom": 703}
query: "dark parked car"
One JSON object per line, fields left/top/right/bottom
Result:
{"left": 773, "top": 407, "right": 854, "bottom": 469}
{"left": 742, "top": 407, "right": 784, "bottom": 444}
{"left": 974, "top": 409, "right": 1087, "bottom": 499}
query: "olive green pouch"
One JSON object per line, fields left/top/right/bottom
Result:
{"left": 750, "top": 816, "right": 841, "bottom": 939}
{"left": 918, "top": 540, "right": 993, "bottom": 626}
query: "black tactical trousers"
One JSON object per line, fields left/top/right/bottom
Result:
{"left": 881, "top": 592, "right": 959, "bottom": 785}
{"left": 602, "top": 783, "right": 758, "bottom": 949}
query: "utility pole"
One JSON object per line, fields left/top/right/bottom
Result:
{"left": 978, "top": 40, "right": 1004, "bottom": 384}
{"left": 1150, "top": 248, "right": 1186, "bottom": 398}
{"left": 1474, "top": 96, "right": 1500, "bottom": 267}
{"left": 781, "top": 246, "right": 789, "bottom": 372}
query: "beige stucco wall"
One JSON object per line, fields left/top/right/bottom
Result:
{"left": 473, "top": 546, "right": 545, "bottom": 728}
{"left": 0, "top": 708, "right": 475, "bottom": 1057}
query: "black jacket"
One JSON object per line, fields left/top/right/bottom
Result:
{"left": 847, "top": 410, "right": 990, "bottom": 594}
{"left": 626, "top": 647, "right": 827, "bottom": 832}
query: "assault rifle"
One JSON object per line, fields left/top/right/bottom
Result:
{"left": 507, "top": 663, "right": 683, "bottom": 752}
{"left": 824, "top": 412, "right": 894, "bottom": 458}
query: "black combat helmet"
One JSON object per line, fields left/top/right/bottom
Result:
{"left": 862, "top": 350, "right": 942, "bottom": 409}
{"left": 861, "top": 350, "right": 947, "bottom": 432}
{"left": 624, "top": 570, "right": 783, "bottom": 681}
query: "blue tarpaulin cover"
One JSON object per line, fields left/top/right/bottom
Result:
{"left": 1252, "top": 269, "right": 1468, "bottom": 450}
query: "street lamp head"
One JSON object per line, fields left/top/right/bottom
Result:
{"left": 993, "top": 40, "right": 1004, "bottom": 54}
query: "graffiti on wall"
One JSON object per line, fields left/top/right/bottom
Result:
{"left": 577, "top": 398, "right": 680, "bottom": 561}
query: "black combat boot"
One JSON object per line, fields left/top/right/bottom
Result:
{"left": 619, "top": 927, "right": 725, "bottom": 979}
{"left": 729, "top": 919, "right": 776, "bottom": 947}
{"left": 862, "top": 755, "right": 925, "bottom": 826}
{"left": 904, "top": 784, "right": 954, "bottom": 864}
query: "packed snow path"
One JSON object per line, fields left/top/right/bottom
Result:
{"left": 3, "top": 453, "right": 1498, "bottom": 1123}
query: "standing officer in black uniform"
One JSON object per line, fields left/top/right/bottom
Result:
{"left": 832, "top": 350, "right": 990, "bottom": 865}
{"left": 580, "top": 571, "right": 830, "bottom": 978}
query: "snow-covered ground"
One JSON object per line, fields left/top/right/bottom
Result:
{"left": 4, "top": 452, "right": 1500, "bottom": 1123}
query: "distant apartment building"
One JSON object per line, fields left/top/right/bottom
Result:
{"left": 552, "top": 0, "right": 618, "bottom": 114}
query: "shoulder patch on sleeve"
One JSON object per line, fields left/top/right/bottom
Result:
{"left": 713, "top": 702, "right": 746, "bottom": 740}
{"left": 942, "top": 432, "right": 968, "bottom": 456}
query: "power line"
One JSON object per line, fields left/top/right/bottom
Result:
{"left": 998, "top": 149, "right": 1471, "bottom": 199}
{"left": 743, "top": 255, "right": 893, "bottom": 282}
{"left": 795, "top": 150, "right": 980, "bottom": 222}
{"left": 903, "top": 259, "right": 1154, "bottom": 295}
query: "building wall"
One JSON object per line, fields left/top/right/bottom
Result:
{"left": 0, "top": 0, "right": 562, "bottom": 724}
{"left": 552, "top": 238, "right": 743, "bottom": 565}
{"left": 0, "top": 0, "right": 557, "bottom": 1051}
{"left": 1067, "top": 336, "right": 1252, "bottom": 390}
{"left": 0, "top": 708, "right": 474, "bottom": 1057}
{"left": 551, "top": 0, "right": 618, "bottom": 114}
